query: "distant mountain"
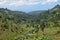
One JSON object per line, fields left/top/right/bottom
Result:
{"left": 27, "top": 4, "right": 60, "bottom": 23}
{"left": 28, "top": 4, "right": 60, "bottom": 15}
{"left": 28, "top": 10, "right": 47, "bottom": 15}
{"left": 0, "top": 4, "right": 60, "bottom": 22}
{"left": 0, "top": 8, "right": 31, "bottom": 23}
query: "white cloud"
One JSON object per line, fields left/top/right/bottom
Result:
{"left": 0, "top": 0, "right": 7, "bottom": 5}
{"left": 0, "top": 0, "right": 58, "bottom": 7}
{"left": 41, "top": 0, "right": 58, "bottom": 5}
{"left": 8, "top": 0, "right": 41, "bottom": 6}
{"left": 9, "top": 0, "right": 24, "bottom": 7}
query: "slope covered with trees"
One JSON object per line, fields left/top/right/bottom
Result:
{"left": 0, "top": 5, "right": 60, "bottom": 40}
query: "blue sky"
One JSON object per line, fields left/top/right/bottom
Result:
{"left": 0, "top": 0, "right": 60, "bottom": 12}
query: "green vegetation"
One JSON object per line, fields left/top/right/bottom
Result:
{"left": 0, "top": 5, "right": 60, "bottom": 40}
{"left": 35, "top": 35, "right": 51, "bottom": 40}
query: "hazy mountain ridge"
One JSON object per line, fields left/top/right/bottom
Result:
{"left": 28, "top": 5, "right": 60, "bottom": 15}
{"left": 0, "top": 4, "right": 60, "bottom": 23}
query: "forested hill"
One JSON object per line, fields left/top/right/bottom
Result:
{"left": 28, "top": 5, "right": 60, "bottom": 23}
{"left": 28, "top": 5, "right": 60, "bottom": 15}
{"left": 0, "top": 5, "right": 60, "bottom": 28}
{"left": 0, "top": 8, "right": 32, "bottom": 23}
{"left": 0, "top": 4, "right": 60, "bottom": 40}
{"left": 0, "top": 4, "right": 60, "bottom": 22}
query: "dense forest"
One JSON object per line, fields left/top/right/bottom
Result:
{"left": 0, "top": 5, "right": 60, "bottom": 40}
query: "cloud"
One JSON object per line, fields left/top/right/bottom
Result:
{"left": 41, "top": 0, "right": 58, "bottom": 5}
{"left": 8, "top": 0, "right": 41, "bottom": 7}
{"left": 0, "top": 0, "right": 7, "bottom": 5}
{"left": 0, "top": 0, "right": 58, "bottom": 7}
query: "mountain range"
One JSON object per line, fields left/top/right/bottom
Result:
{"left": 0, "top": 4, "right": 60, "bottom": 40}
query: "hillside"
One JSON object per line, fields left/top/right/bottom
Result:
{"left": 28, "top": 5, "right": 60, "bottom": 23}
{"left": 0, "top": 5, "right": 60, "bottom": 40}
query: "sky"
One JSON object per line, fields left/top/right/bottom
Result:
{"left": 0, "top": 0, "right": 60, "bottom": 12}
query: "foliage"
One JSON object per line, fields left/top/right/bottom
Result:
{"left": 0, "top": 5, "right": 60, "bottom": 40}
{"left": 35, "top": 35, "right": 51, "bottom": 40}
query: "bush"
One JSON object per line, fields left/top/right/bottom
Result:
{"left": 1, "top": 24, "right": 8, "bottom": 29}
{"left": 35, "top": 35, "right": 51, "bottom": 40}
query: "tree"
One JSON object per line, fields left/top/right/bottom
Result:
{"left": 40, "top": 22, "right": 46, "bottom": 32}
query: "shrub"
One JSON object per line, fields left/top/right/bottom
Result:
{"left": 35, "top": 35, "right": 51, "bottom": 40}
